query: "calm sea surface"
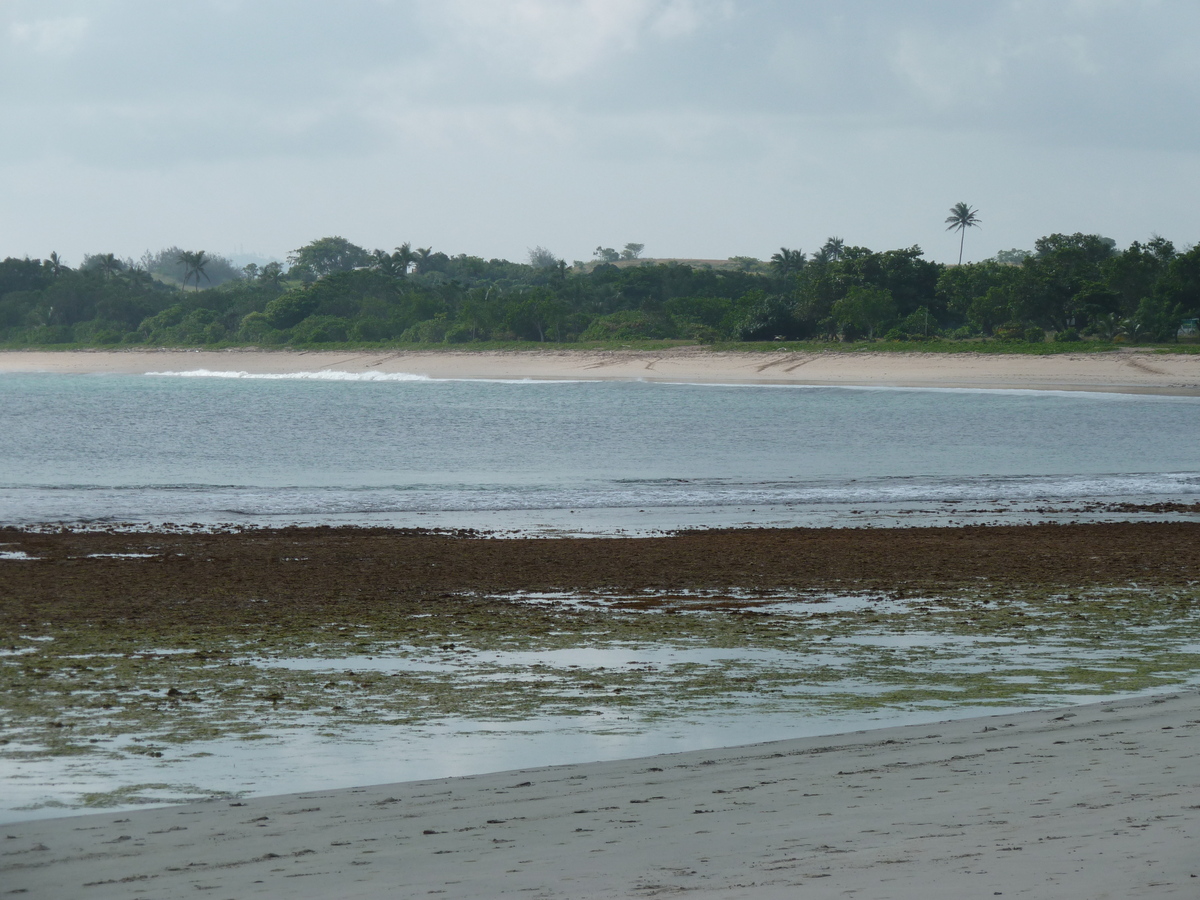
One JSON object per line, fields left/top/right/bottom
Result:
{"left": 1, "top": 370, "right": 1199, "bottom": 529}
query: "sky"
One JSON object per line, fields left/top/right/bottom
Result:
{"left": 2, "top": 0, "right": 1198, "bottom": 267}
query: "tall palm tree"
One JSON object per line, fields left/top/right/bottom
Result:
{"left": 46, "top": 251, "right": 65, "bottom": 277}
{"left": 821, "top": 237, "right": 845, "bottom": 262}
{"left": 177, "top": 250, "right": 210, "bottom": 291}
{"left": 413, "top": 246, "right": 434, "bottom": 275}
{"left": 945, "top": 202, "right": 981, "bottom": 265}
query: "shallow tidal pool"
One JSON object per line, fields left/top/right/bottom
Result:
{"left": 3, "top": 585, "right": 1199, "bottom": 822}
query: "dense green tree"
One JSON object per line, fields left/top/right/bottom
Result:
{"left": 832, "top": 285, "right": 896, "bottom": 339}
{"left": 505, "top": 287, "right": 567, "bottom": 340}
{"left": 731, "top": 291, "right": 803, "bottom": 341}
{"left": 1129, "top": 296, "right": 1185, "bottom": 342}
{"left": 288, "top": 236, "right": 372, "bottom": 280}
{"left": 0, "top": 257, "right": 52, "bottom": 295}
{"left": 262, "top": 289, "right": 319, "bottom": 329}
{"left": 1158, "top": 243, "right": 1200, "bottom": 315}
{"left": 936, "top": 259, "right": 1017, "bottom": 330}
{"left": 1017, "top": 233, "right": 1117, "bottom": 329}
{"left": 527, "top": 246, "right": 560, "bottom": 269}
{"left": 4, "top": 229, "right": 1197, "bottom": 349}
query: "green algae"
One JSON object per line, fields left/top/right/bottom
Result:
{"left": 2, "top": 584, "right": 1199, "bottom": 764}
{"left": 76, "top": 783, "right": 235, "bottom": 809}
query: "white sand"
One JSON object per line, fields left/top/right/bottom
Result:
{"left": 2, "top": 347, "right": 1200, "bottom": 394}
{"left": 4, "top": 691, "right": 1197, "bottom": 898}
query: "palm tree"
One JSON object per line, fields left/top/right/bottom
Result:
{"left": 393, "top": 243, "right": 416, "bottom": 277}
{"left": 769, "top": 247, "right": 806, "bottom": 278}
{"left": 46, "top": 251, "right": 65, "bottom": 277}
{"left": 413, "top": 246, "right": 434, "bottom": 275}
{"left": 821, "top": 237, "right": 845, "bottom": 262}
{"left": 260, "top": 261, "right": 284, "bottom": 289}
{"left": 371, "top": 249, "right": 400, "bottom": 277}
{"left": 96, "top": 253, "right": 123, "bottom": 280}
{"left": 177, "top": 250, "right": 210, "bottom": 291}
{"left": 945, "top": 202, "right": 981, "bottom": 265}
{"left": 123, "top": 264, "right": 152, "bottom": 289}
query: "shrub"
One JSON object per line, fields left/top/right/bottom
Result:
{"left": 26, "top": 325, "right": 73, "bottom": 344}
{"left": 580, "top": 309, "right": 675, "bottom": 341}
{"left": 263, "top": 289, "right": 318, "bottom": 329}
{"left": 290, "top": 315, "right": 349, "bottom": 344}
{"left": 444, "top": 323, "right": 476, "bottom": 343}
{"left": 400, "top": 316, "right": 449, "bottom": 343}
{"left": 993, "top": 322, "right": 1027, "bottom": 342}
{"left": 1128, "top": 296, "right": 1184, "bottom": 342}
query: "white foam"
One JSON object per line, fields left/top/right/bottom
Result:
{"left": 145, "top": 369, "right": 431, "bottom": 382}
{"left": 141, "top": 369, "right": 1200, "bottom": 398}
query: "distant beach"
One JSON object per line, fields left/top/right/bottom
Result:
{"left": 3, "top": 347, "right": 1200, "bottom": 394}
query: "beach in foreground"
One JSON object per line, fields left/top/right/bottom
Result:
{"left": 3, "top": 690, "right": 1196, "bottom": 899}
{"left": 2, "top": 347, "right": 1200, "bottom": 394}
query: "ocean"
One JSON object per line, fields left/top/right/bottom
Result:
{"left": 1, "top": 370, "right": 1198, "bottom": 530}
{"left": 3, "top": 369, "right": 1200, "bottom": 819}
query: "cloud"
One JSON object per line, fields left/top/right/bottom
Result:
{"left": 425, "top": 0, "right": 722, "bottom": 80}
{"left": 7, "top": 15, "right": 89, "bottom": 56}
{"left": 2, "top": 1, "right": 1199, "bottom": 263}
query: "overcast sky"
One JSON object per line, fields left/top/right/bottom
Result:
{"left": 2, "top": 0, "right": 1198, "bottom": 266}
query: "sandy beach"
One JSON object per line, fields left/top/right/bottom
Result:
{"left": 2, "top": 347, "right": 1200, "bottom": 394}
{"left": 3, "top": 690, "right": 1196, "bottom": 899}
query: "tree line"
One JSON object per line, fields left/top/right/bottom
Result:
{"left": 0, "top": 231, "right": 1196, "bottom": 348}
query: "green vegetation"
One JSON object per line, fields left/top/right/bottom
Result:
{"left": 2, "top": 231, "right": 1198, "bottom": 350}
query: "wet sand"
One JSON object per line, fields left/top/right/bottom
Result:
{"left": 3, "top": 690, "right": 1197, "bottom": 899}
{"left": 3, "top": 347, "right": 1200, "bottom": 394}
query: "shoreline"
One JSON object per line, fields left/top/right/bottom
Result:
{"left": 4, "top": 690, "right": 1196, "bottom": 898}
{"left": 3, "top": 347, "right": 1200, "bottom": 394}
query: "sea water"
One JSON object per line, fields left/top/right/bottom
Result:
{"left": 3, "top": 370, "right": 1200, "bottom": 819}
{"left": 0, "top": 370, "right": 1198, "bottom": 530}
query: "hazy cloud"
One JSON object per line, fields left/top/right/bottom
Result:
{"left": 7, "top": 15, "right": 89, "bottom": 56}
{"left": 1, "top": 0, "right": 1198, "bottom": 263}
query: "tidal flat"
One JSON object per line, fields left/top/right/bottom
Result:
{"left": 2, "top": 523, "right": 1198, "bottom": 818}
